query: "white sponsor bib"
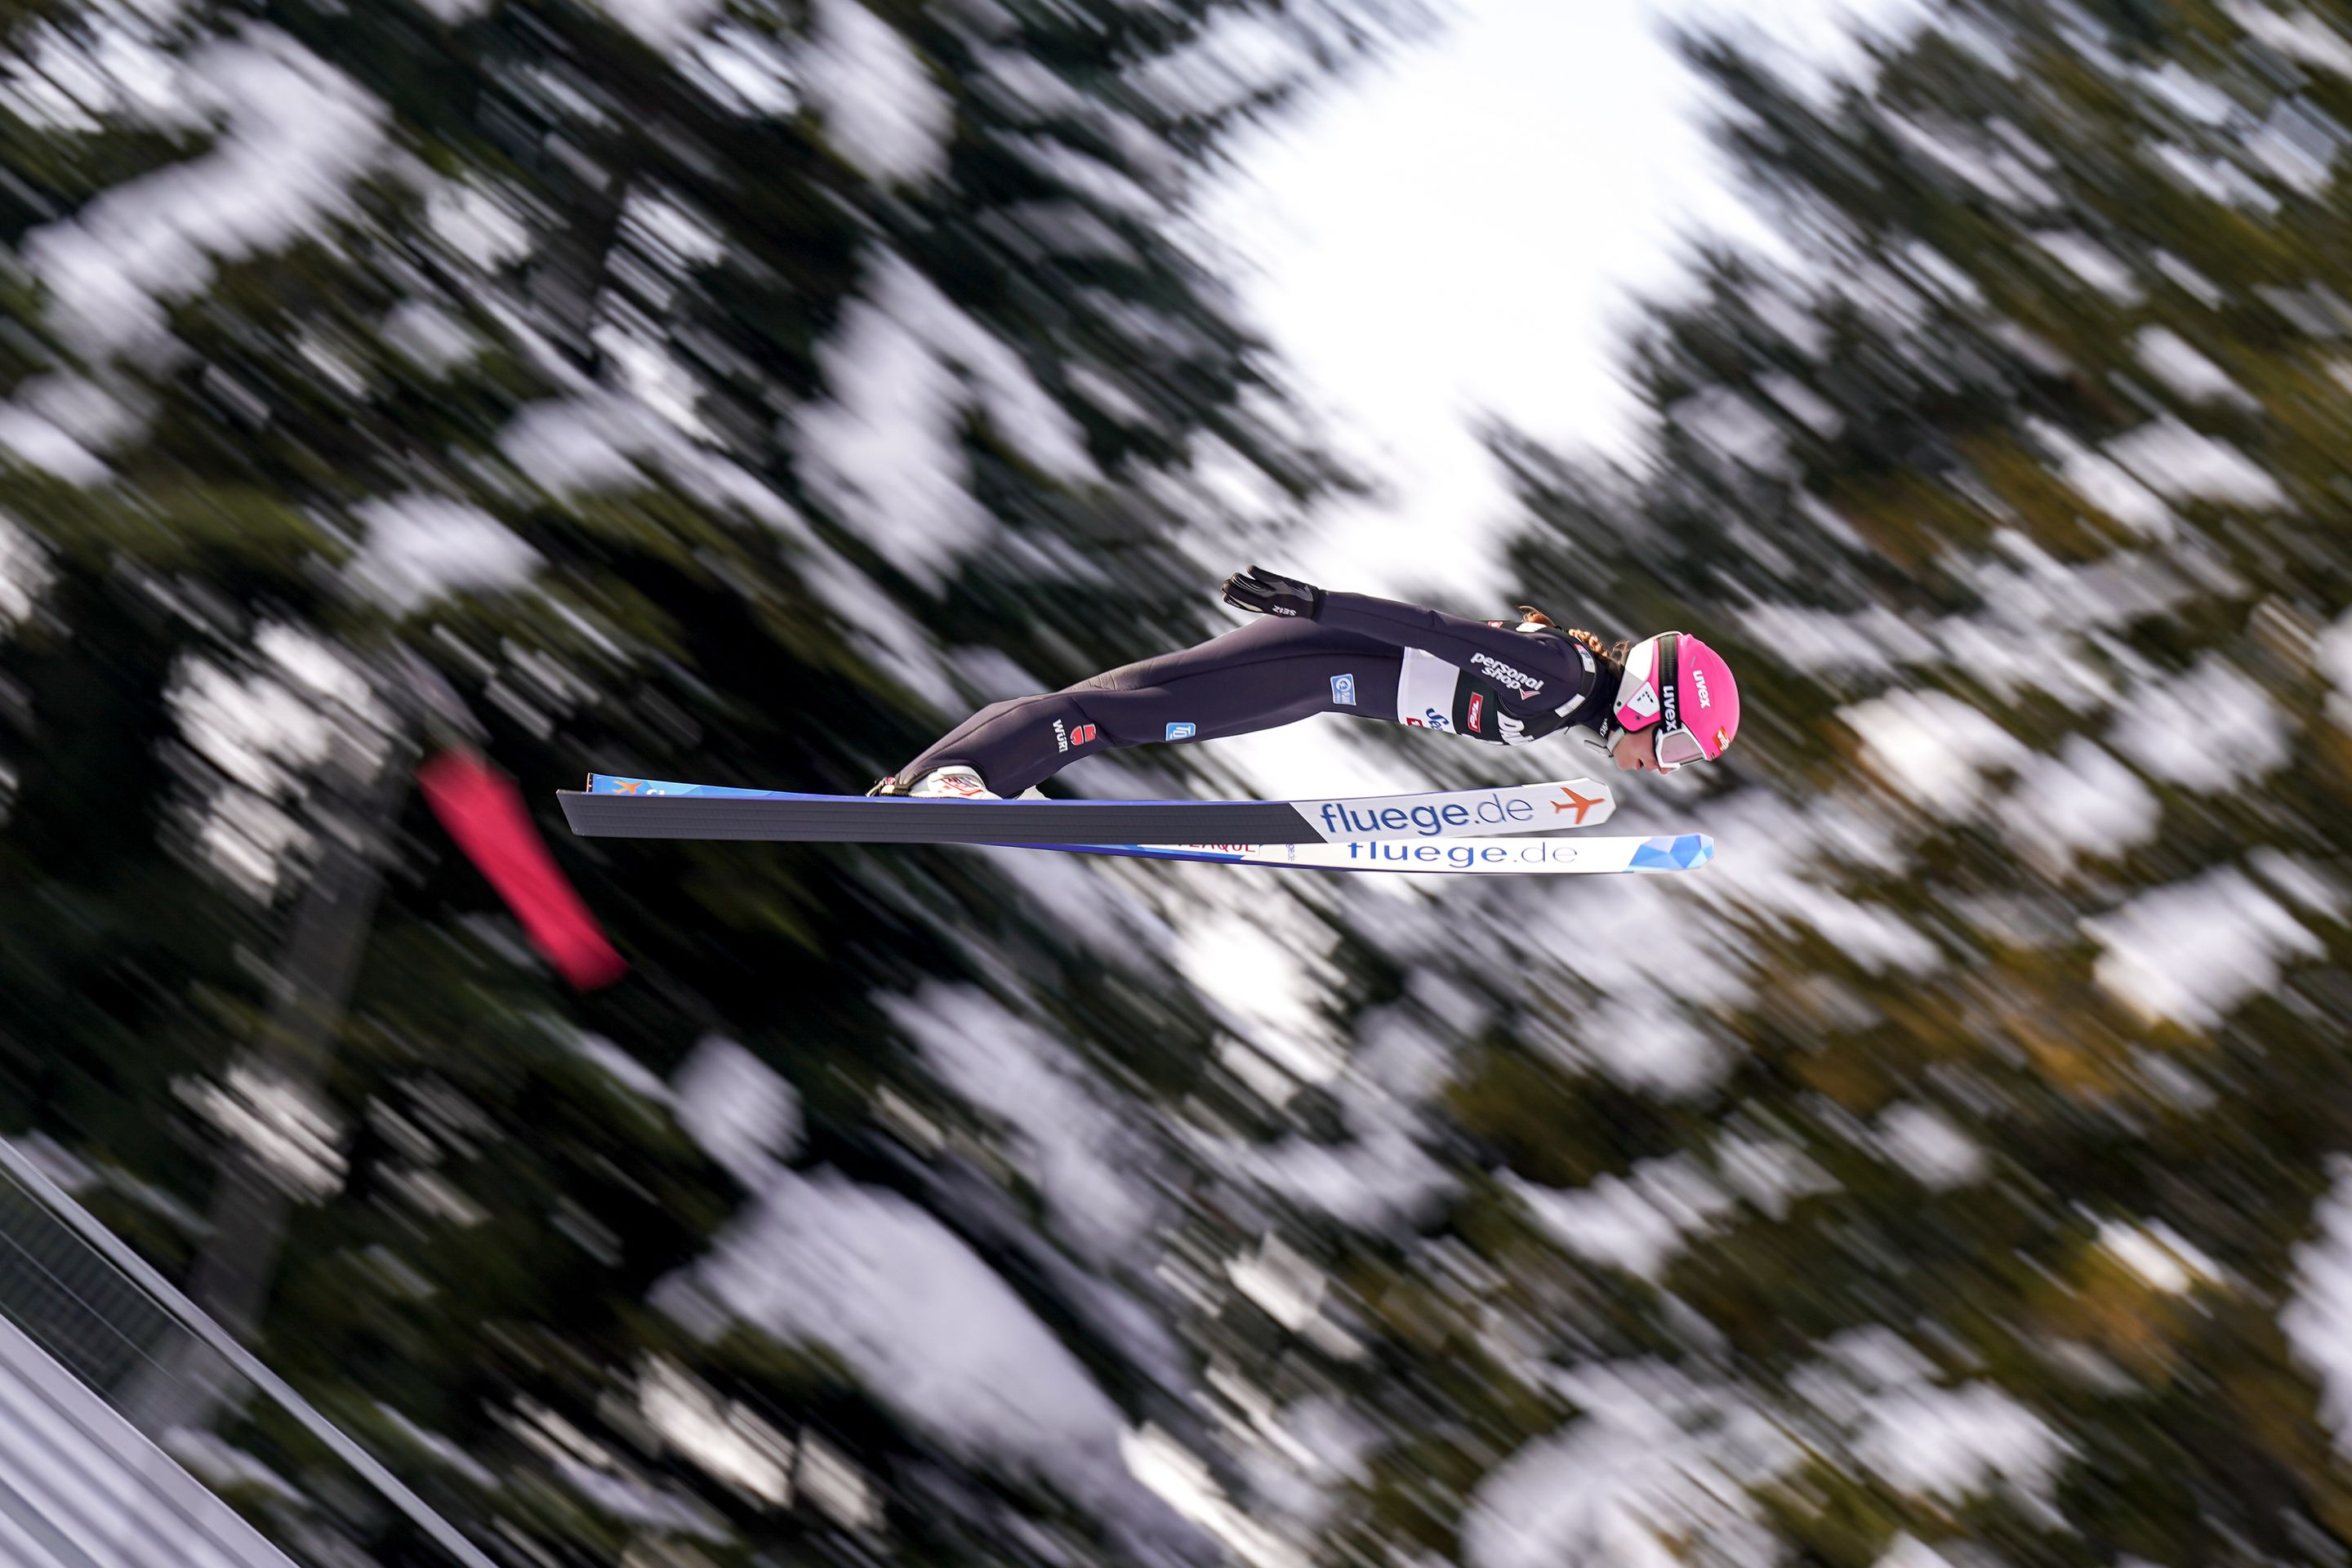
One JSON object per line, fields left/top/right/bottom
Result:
{"left": 1396, "top": 648, "right": 1459, "bottom": 724}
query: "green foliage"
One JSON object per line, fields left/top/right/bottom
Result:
{"left": 0, "top": 0, "right": 1401, "bottom": 1561}
{"left": 1426, "top": 1, "right": 2352, "bottom": 1561}
{"left": 20, "top": 0, "right": 2352, "bottom": 1563}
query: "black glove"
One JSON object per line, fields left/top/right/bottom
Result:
{"left": 1221, "top": 565, "right": 1325, "bottom": 620}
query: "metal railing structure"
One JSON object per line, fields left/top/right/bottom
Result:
{"left": 0, "top": 1137, "right": 497, "bottom": 1568}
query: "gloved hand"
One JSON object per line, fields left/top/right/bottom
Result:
{"left": 1221, "top": 565, "right": 1325, "bottom": 620}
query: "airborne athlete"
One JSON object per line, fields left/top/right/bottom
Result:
{"left": 871, "top": 566, "right": 1741, "bottom": 800}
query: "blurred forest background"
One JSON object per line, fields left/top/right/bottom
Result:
{"left": 5, "top": 0, "right": 2352, "bottom": 1565}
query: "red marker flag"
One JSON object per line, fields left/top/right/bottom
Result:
{"left": 417, "top": 752, "right": 626, "bottom": 990}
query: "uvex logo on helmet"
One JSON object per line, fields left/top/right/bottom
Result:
{"left": 1613, "top": 630, "right": 1740, "bottom": 769}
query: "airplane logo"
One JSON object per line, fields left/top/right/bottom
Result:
{"left": 617, "top": 779, "right": 645, "bottom": 794}
{"left": 1551, "top": 785, "right": 1603, "bottom": 824}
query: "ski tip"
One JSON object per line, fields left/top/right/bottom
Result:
{"left": 587, "top": 773, "right": 674, "bottom": 796}
{"left": 1629, "top": 833, "right": 1714, "bottom": 872}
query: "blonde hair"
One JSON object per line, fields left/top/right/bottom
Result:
{"left": 1517, "top": 607, "right": 1625, "bottom": 666}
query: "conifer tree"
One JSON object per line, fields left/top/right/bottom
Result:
{"left": 1398, "top": 3, "right": 2352, "bottom": 1563}
{"left": 0, "top": 0, "right": 1410, "bottom": 1561}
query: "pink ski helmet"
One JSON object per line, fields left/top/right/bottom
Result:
{"left": 1612, "top": 631, "right": 1740, "bottom": 770}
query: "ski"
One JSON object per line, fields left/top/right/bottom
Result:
{"left": 559, "top": 773, "right": 1616, "bottom": 846}
{"left": 1009, "top": 834, "right": 1715, "bottom": 875}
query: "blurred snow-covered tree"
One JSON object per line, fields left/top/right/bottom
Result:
{"left": 1348, "top": 3, "right": 2352, "bottom": 1564}
{"left": 0, "top": 0, "right": 1420, "bottom": 1561}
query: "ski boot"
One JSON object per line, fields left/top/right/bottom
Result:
{"left": 868, "top": 765, "right": 1000, "bottom": 800}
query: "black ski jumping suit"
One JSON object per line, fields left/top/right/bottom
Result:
{"left": 895, "top": 592, "right": 1619, "bottom": 796}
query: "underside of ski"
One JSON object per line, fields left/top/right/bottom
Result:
{"left": 560, "top": 773, "right": 1617, "bottom": 846}
{"left": 1007, "top": 835, "right": 1715, "bottom": 875}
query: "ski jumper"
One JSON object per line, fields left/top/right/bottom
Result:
{"left": 895, "top": 592, "right": 1615, "bottom": 796}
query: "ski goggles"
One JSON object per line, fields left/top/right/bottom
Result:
{"left": 1600, "top": 716, "right": 1708, "bottom": 770}
{"left": 1653, "top": 723, "right": 1710, "bottom": 771}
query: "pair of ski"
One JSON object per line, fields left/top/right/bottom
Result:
{"left": 559, "top": 774, "right": 1713, "bottom": 877}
